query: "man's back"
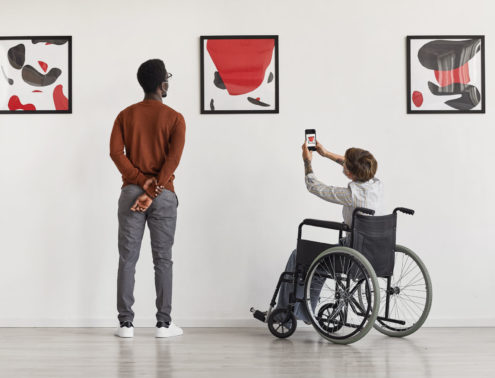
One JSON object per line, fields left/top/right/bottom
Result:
{"left": 110, "top": 99, "right": 186, "bottom": 194}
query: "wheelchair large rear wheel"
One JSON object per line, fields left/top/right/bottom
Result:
{"left": 372, "top": 245, "right": 432, "bottom": 337}
{"left": 304, "top": 247, "right": 380, "bottom": 345}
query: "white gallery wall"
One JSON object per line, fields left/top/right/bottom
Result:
{"left": 0, "top": 0, "right": 494, "bottom": 327}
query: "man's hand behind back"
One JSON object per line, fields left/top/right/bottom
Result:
{"left": 144, "top": 177, "right": 166, "bottom": 199}
{"left": 131, "top": 177, "right": 155, "bottom": 212}
{"left": 131, "top": 194, "right": 153, "bottom": 212}
{"left": 130, "top": 177, "right": 167, "bottom": 212}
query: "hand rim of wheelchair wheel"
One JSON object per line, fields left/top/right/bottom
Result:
{"left": 304, "top": 247, "right": 380, "bottom": 345}
{"left": 267, "top": 308, "right": 297, "bottom": 339}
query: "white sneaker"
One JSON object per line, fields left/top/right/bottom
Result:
{"left": 155, "top": 321, "right": 183, "bottom": 338}
{"left": 115, "top": 321, "right": 134, "bottom": 338}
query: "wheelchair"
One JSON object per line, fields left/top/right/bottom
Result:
{"left": 251, "top": 207, "right": 432, "bottom": 344}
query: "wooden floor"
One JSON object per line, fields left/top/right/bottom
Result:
{"left": 0, "top": 327, "right": 493, "bottom": 377}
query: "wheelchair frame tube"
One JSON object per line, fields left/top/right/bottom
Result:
{"left": 385, "top": 276, "right": 391, "bottom": 318}
{"left": 270, "top": 271, "right": 295, "bottom": 307}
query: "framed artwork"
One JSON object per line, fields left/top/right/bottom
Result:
{"left": 200, "top": 35, "right": 279, "bottom": 114}
{"left": 407, "top": 35, "right": 485, "bottom": 114}
{"left": 0, "top": 36, "right": 72, "bottom": 114}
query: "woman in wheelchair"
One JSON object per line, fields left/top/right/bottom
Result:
{"left": 282, "top": 143, "right": 383, "bottom": 321}
{"left": 251, "top": 142, "right": 432, "bottom": 344}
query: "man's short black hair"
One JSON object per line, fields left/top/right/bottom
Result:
{"left": 137, "top": 59, "right": 167, "bottom": 93}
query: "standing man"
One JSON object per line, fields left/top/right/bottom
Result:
{"left": 110, "top": 59, "right": 185, "bottom": 338}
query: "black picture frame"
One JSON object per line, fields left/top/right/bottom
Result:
{"left": 200, "top": 35, "right": 279, "bottom": 114}
{"left": 406, "top": 35, "right": 485, "bottom": 114}
{"left": 0, "top": 35, "right": 72, "bottom": 114}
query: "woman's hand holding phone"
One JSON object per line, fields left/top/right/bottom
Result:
{"left": 316, "top": 141, "right": 329, "bottom": 157}
{"left": 302, "top": 142, "right": 312, "bottom": 162}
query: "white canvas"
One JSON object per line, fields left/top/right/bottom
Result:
{"left": 0, "top": 37, "right": 70, "bottom": 112}
{"left": 201, "top": 36, "right": 278, "bottom": 113}
{"left": 408, "top": 37, "right": 484, "bottom": 112}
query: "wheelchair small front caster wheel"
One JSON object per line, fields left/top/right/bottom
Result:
{"left": 267, "top": 309, "right": 297, "bottom": 339}
{"left": 317, "top": 303, "right": 344, "bottom": 333}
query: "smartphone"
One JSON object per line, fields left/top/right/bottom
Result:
{"left": 305, "top": 129, "right": 317, "bottom": 151}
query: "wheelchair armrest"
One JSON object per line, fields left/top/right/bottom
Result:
{"left": 299, "top": 219, "right": 350, "bottom": 232}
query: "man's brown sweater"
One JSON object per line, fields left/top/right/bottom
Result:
{"left": 110, "top": 99, "right": 186, "bottom": 198}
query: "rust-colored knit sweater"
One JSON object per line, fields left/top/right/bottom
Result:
{"left": 110, "top": 99, "right": 186, "bottom": 197}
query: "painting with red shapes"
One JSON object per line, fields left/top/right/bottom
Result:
{"left": 407, "top": 35, "right": 485, "bottom": 113}
{"left": 201, "top": 35, "right": 279, "bottom": 114}
{"left": 0, "top": 36, "right": 72, "bottom": 113}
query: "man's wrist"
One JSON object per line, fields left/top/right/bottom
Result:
{"left": 137, "top": 174, "right": 148, "bottom": 189}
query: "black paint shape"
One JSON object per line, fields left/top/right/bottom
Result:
{"left": 31, "top": 38, "right": 68, "bottom": 45}
{"left": 267, "top": 72, "right": 274, "bottom": 83}
{"left": 8, "top": 44, "right": 25, "bottom": 69}
{"left": 418, "top": 39, "right": 481, "bottom": 70}
{"left": 210, "top": 99, "right": 215, "bottom": 111}
{"left": 22, "top": 65, "right": 62, "bottom": 87}
{"left": 1, "top": 66, "right": 14, "bottom": 85}
{"left": 214, "top": 71, "right": 226, "bottom": 90}
{"left": 247, "top": 97, "right": 270, "bottom": 107}
{"left": 428, "top": 81, "right": 480, "bottom": 110}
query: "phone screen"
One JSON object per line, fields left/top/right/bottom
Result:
{"left": 305, "top": 129, "right": 316, "bottom": 150}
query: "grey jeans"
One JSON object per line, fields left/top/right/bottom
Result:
{"left": 117, "top": 184, "right": 178, "bottom": 323}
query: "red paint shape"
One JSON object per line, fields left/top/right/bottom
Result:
{"left": 38, "top": 61, "right": 48, "bottom": 72}
{"left": 434, "top": 62, "right": 470, "bottom": 87}
{"left": 207, "top": 39, "right": 275, "bottom": 95}
{"left": 308, "top": 136, "right": 315, "bottom": 142}
{"left": 412, "top": 91, "right": 423, "bottom": 107}
{"left": 256, "top": 97, "right": 260, "bottom": 101}
{"left": 32, "top": 90, "right": 43, "bottom": 93}
{"left": 8, "top": 96, "right": 36, "bottom": 111}
{"left": 53, "top": 84, "right": 68, "bottom": 110}
{"left": 45, "top": 43, "right": 51, "bottom": 45}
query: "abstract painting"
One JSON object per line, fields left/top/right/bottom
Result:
{"left": 200, "top": 35, "right": 279, "bottom": 114}
{"left": 407, "top": 35, "right": 485, "bottom": 114}
{"left": 0, "top": 36, "right": 72, "bottom": 113}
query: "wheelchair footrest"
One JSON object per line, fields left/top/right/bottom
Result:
{"left": 250, "top": 307, "right": 266, "bottom": 323}
{"left": 376, "top": 316, "right": 406, "bottom": 325}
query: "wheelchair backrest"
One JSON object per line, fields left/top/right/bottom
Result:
{"left": 351, "top": 213, "right": 397, "bottom": 277}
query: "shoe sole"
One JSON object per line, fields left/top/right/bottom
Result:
{"left": 155, "top": 330, "right": 183, "bottom": 338}
{"left": 115, "top": 330, "right": 134, "bottom": 338}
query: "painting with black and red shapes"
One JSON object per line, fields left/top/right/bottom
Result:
{"left": 0, "top": 36, "right": 71, "bottom": 114}
{"left": 200, "top": 35, "right": 279, "bottom": 114}
{"left": 407, "top": 36, "right": 485, "bottom": 114}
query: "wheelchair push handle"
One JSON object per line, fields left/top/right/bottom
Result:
{"left": 352, "top": 207, "right": 375, "bottom": 218}
{"left": 350, "top": 207, "right": 376, "bottom": 231}
{"left": 393, "top": 207, "right": 415, "bottom": 216}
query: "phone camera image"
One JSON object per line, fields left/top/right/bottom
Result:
{"left": 306, "top": 134, "right": 316, "bottom": 146}
{"left": 305, "top": 129, "right": 317, "bottom": 151}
